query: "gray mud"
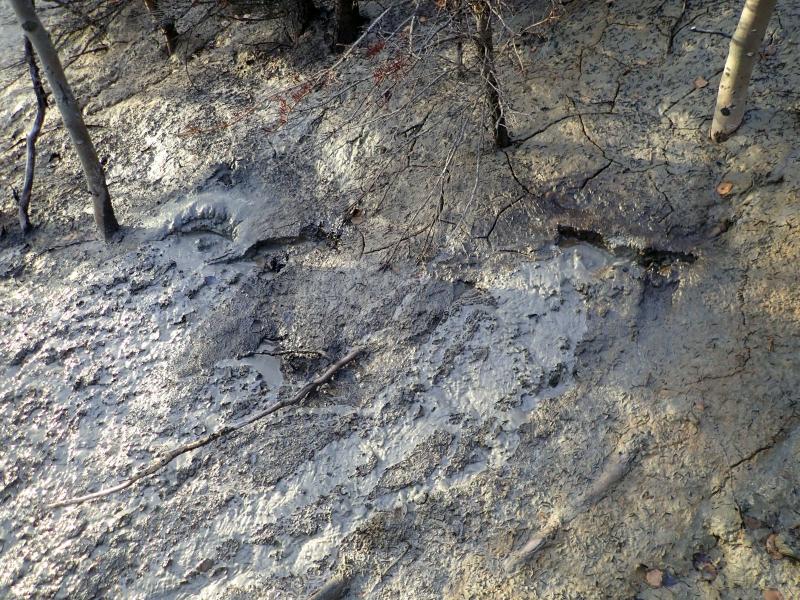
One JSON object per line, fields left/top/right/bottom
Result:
{"left": 1, "top": 0, "right": 799, "bottom": 598}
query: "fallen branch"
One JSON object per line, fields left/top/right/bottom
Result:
{"left": 48, "top": 347, "right": 363, "bottom": 509}
{"left": 13, "top": 36, "right": 48, "bottom": 233}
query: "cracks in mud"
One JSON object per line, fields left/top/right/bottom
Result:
{"left": 502, "top": 150, "right": 533, "bottom": 196}
{"left": 556, "top": 224, "right": 696, "bottom": 269}
{"left": 662, "top": 67, "right": 724, "bottom": 117}
{"left": 514, "top": 114, "right": 578, "bottom": 145}
{"left": 665, "top": 0, "right": 688, "bottom": 54}
{"left": 476, "top": 193, "right": 528, "bottom": 248}
{"left": 578, "top": 160, "right": 613, "bottom": 190}
{"left": 709, "top": 420, "right": 798, "bottom": 503}
{"left": 728, "top": 438, "right": 781, "bottom": 471}
{"left": 513, "top": 109, "right": 616, "bottom": 146}
{"left": 647, "top": 170, "right": 676, "bottom": 225}
{"left": 736, "top": 264, "right": 754, "bottom": 377}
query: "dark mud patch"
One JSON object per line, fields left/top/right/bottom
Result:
{"left": 556, "top": 224, "right": 697, "bottom": 269}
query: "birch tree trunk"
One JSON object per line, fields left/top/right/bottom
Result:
{"left": 710, "top": 0, "right": 777, "bottom": 142}
{"left": 473, "top": 0, "right": 510, "bottom": 149}
{"left": 7, "top": 0, "right": 119, "bottom": 239}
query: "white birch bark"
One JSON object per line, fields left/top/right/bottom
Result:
{"left": 710, "top": 0, "right": 777, "bottom": 142}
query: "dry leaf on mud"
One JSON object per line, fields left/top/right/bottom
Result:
{"left": 763, "top": 589, "right": 784, "bottom": 600}
{"left": 694, "top": 76, "right": 709, "bottom": 89}
{"left": 645, "top": 568, "right": 663, "bottom": 588}
{"left": 771, "top": 532, "right": 800, "bottom": 561}
{"left": 716, "top": 181, "right": 734, "bottom": 196}
{"left": 743, "top": 515, "right": 767, "bottom": 530}
{"left": 692, "top": 552, "right": 718, "bottom": 581}
{"left": 348, "top": 208, "right": 365, "bottom": 225}
{"left": 766, "top": 533, "right": 783, "bottom": 559}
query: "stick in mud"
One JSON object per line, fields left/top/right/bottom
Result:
{"left": 48, "top": 347, "right": 363, "bottom": 509}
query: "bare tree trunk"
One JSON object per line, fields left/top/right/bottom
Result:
{"left": 8, "top": 0, "right": 119, "bottom": 239}
{"left": 13, "top": 36, "right": 47, "bottom": 234}
{"left": 142, "top": 0, "right": 179, "bottom": 56}
{"left": 332, "top": 0, "right": 360, "bottom": 52}
{"left": 285, "top": 0, "right": 317, "bottom": 44}
{"left": 452, "top": 0, "right": 465, "bottom": 78}
{"left": 710, "top": 0, "right": 777, "bottom": 142}
{"left": 472, "top": 0, "right": 510, "bottom": 148}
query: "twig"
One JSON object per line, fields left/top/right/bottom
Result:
{"left": 689, "top": 25, "right": 732, "bottom": 39}
{"left": 238, "top": 349, "right": 326, "bottom": 359}
{"left": 14, "top": 36, "right": 48, "bottom": 233}
{"left": 48, "top": 347, "right": 363, "bottom": 509}
{"left": 364, "top": 542, "right": 411, "bottom": 596}
{"left": 68, "top": 45, "right": 108, "bottom": 61}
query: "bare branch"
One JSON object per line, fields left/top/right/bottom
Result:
{"left": 48, "top": 347, "right": 363, "bottom": 509}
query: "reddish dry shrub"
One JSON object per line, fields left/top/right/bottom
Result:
{"left": 278, "top": 97, "right": 290, "bottom": 124}
{"left": 290, "top": 82, "right": 312, "bottom": 103}
{"left": 373, "top": 55, "right": 410, "bottom": 84}
{"left": 365, "top": 40, "right": 386, "bottom": 58}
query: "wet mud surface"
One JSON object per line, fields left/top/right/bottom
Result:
{"left": 1, "top": 0, "right": 799, "bottom": 598}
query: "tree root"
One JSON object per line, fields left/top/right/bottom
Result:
{"left": 503, "top": 435, "right": 643, "bottom": 573}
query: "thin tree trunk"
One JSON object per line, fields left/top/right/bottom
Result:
{"left": 13, "top": 36, "right": 47, "bottom": 234}
{"left": 453, "top": 0, "right": 465, "bottom": 78}
{"left": 285, "top": 0, "right": 317, "bottom": 44}
{"left": 142, "top": 0, "right": 179, "bottom": 56}
{"left": 333, "top": 0, "right": 360, "bottom": 52}
{"left": 8, "top": 0, "right": 119, "bottom": 239}
{"left": 473, "top": 0, "right": 510, "bottom": 148}
{"left": 710, "top": 0, "right": 777, "bottom": 142}
{"left": 455, "top": 38, "right": 464, "bottom": 77}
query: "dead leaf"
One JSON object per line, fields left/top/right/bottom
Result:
{"left": 693, "top": 76, "right": 709, "bottom": 89}
{"left": 692, "top": 553, "right": 718, "bottom": 581}
{"left": 349, "top": 208, "right": 365, "bottom": 225}
{"left": 716, "top": 181, "right": 734, "bottom": 196}
{"left": 772, "top": 532, "right": 800, "bottom": 560}
{"left": 764, "top": 589, "right": 784, "bottom": 600}
{"left": 645, "top": 568, "right": 663, "bottom": 588}
{"left": 761, "top": 44, "right": 777, "bottom": 57}
{"left": 744, "top": 515, "right": 768, "bottom": 530}
{"left": 766, "top": 533, "right": 783, "bottom": 559}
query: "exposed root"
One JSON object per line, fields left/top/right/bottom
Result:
{"left": 503, "top": 435, "right": 644, "bottom": 573}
